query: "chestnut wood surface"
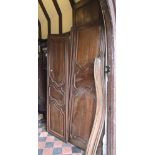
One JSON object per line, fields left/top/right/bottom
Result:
{"left": 47, "top": 34, "right": 70, "bottom": 142}
{"left": 73, "top": 0, "right": 102, "bottom": 27}
{"left": 69, "top": 24, "right": 101, "bottom": 150}
{"left": 99, "top": 1, "right": 116, "bottom": 155}
{"left": 85, "top": 58, "right": 106, "bottom": 155}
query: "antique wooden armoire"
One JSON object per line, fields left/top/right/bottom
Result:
{"left": 47, "top": 0, "right": 106, "bottom": 153}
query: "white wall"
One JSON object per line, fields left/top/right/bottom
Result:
{"left": 117, "top": 0, "right": 155, "bottom": 155}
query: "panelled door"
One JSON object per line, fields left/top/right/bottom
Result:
{"left": 47, "top": 34, "right": 70, "bottom": 142}
{"left": 69, "top": 25, "right": 101, "bottom": 149}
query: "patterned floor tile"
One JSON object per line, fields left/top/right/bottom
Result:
{"left": 62, "top": 147, "right": 72, "bottom": 154}
{"left": 38, "top": 142, "right": 46, "bottom": 149}
{"left": 45, "top": 142, "right": 54, "bottom": 148}
{"left": 38, "top": 149, "right": 43, "bottom": 155}
{"left": 43, "top": 148, "right": 53, "bottom": 155}
{"left": 54, "top": 141, "right": 63, "bottom": 148}
{"left": 72, "top": 146, "right": 82, "bottom": 153}
{"left": 39, "top": 137, "right": 47, "bottom": 142}
{"left": 46, "top": 136, "right": 54, "bottom": 142}
{"left": 53, "top": 147, "right": 62, "bottom": 154}
{"left": 38, "top": 113, "right": 83, "bottom": 155}
{"left": 62, "top": 142, "right": 72, "bottom": 147}
{"left": 40, "top": 131, "right": 48, "bottom": 137}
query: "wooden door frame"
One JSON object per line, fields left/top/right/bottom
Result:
{"left": 98, "top": 0, "right": 116, "bottom": 155}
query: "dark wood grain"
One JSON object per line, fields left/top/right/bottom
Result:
{"left": 69, "top": 24, "right": 101, "bottom": 150}
{"left": 73, "top": 0, "right": 102, "bottom": 27}
{"left": 52, "top": 0, "right": 62, "bottom": 34}
{"left": 47, "top": 34, "right": 70, "bottom": 141}
{"left": 39, "top": 0, "right": 51, "bottom": 36}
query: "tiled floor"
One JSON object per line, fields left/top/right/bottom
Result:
{"left": 38, "top": 114, "right": 84, "bottom": 155}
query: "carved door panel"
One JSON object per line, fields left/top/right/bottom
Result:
{"left": 69, "top": 25, "right": 101, "bottom": 149}
{"left": 47, "top": 34, "right": 70, "bottom": 141}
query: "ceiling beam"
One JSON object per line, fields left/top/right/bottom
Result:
{"left": 38, "top": 0, "right": 51, "bottom": 36}
{"left": 69, "top": 0, "right": 75, "bottom": 8}
{"left": 52, "top": 0, "right": 62, "bottom": 34}
{"left": 38, "top": 20, "right": 42, "bottom": 39}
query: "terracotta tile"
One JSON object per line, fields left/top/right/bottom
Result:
{"left": 46, "top": 136, "right": 54, "bottom": 142}
{"left": 38, "top": 142, "right": 46, "bottom": 149}
{"left": 43, "top": 148, "right": 53, "bottom": 155}
{"left": 62, "top": 147, "right": 72, "bottom": 154}
{"left": 40, "top": 132, "right": 48, "bottom": 137}
{"left": 54, "top": 141, "right": 63, "bottom": 147}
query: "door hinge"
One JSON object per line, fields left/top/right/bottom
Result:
{"left": 104, "top": 65, "right": 111, "bottom": 74}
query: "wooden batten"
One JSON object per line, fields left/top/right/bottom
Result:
{"left": 38, "top": 20, "right": 42, "bottom": 39}
{"left": 38, "top": 0, "right": 51, "bottom": 36}
{"left": 52, "top": 0, "right": 62, "bottom": 34}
